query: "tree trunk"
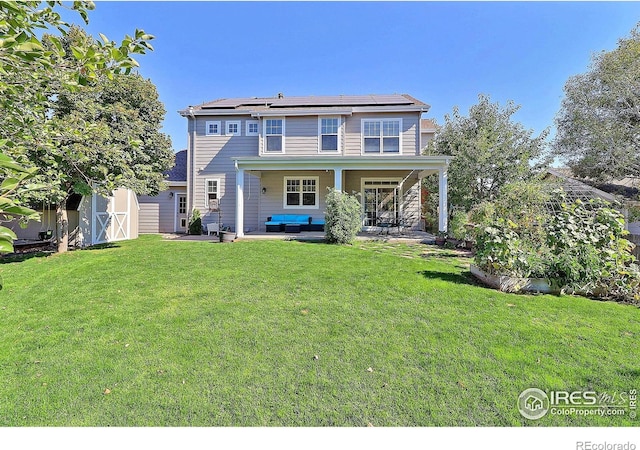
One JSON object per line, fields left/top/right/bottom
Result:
{"left": 56, "top": 199, "right": 69, "bottom": 253}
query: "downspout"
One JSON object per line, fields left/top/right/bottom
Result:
{"left": 187, "top": 107, "right": 196, "bottom": 224}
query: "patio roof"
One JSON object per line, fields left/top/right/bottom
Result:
{"left": 232, "top": 156, "right": 452, "bottom": 172}
{"left": 233, "top": 156, "right": 451, "bottom": 238}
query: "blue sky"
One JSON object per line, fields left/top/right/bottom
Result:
{"left": 67, "top": 1, "right": 640, "bottom": 152}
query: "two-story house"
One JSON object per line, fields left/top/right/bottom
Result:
{"left": 178, "top": 94, "right": 450, "bottom": 237}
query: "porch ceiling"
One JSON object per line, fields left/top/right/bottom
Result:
{"left": 233, "top": 156, "right": 451, "bottom": 172}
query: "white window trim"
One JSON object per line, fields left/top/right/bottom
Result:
{"left": 225, "top": 120, "right": 241, "bottom": 136}
{"left": 360, "top": 177, "right": 403, "bottom": 229}
{"left": 204, "top": 178, "right": 221, "bottom": 209}
{"left": 283, "top": 176, "right": 319, "bottom": 209}
{"left": 318, "top": 116, "right": 341, "bottom": 153}
{"left": 360, "top": 118, "right": 403, "bottom": 155}
{"left": 205, "top": 121, "right": 221, "bottom": 136}
{"left": 263, "top": 117, "right": 285, "bottom": 154}
{"left": 246, "top": 120, "right": 259, "bottom": 137}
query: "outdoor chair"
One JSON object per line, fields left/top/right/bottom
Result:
{"left": 206, "top": 222, "right": 220, "bottom": 236}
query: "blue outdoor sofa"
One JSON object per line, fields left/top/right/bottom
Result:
{"left": 265, "top": 214, "right": 325, "bottom": 232}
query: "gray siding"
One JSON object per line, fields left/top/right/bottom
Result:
{"left": 138, "top": 187, "right": 186, "bottom": 233}
{"left": 190, "top": 111, "right": 422, "bottom": 231}
{"left": 282, "top": 116, "right": 317, "bottom": 155}
{"left": 192, "top": 116, "right": 260, "bottom": 232}
{"left": 344, "top": 113, "right": 419, "bottom": 156}
{"left": 255, "top": 113, "right": 420, "bottom": 157}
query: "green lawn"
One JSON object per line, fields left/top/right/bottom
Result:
{"left": 0, "top": 235, "right": 638, "bottom": 426}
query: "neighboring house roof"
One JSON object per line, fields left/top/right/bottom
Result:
{"left": 165, "top": 149, "right": 187, "bottom": 182}
{"left": 421, "top": 119, "right": 437, "bottom": 132}
{"left": 591, "top": 181, "right": 639, "bottom": 201}
{"left": 181, "top": 94, "right": 430, "bottom": 115}
{"left": 545, "top": 168, "right": 619, "bottom": 203}
{"left": 546, "top": 168, "right": 639, "bottom": 202}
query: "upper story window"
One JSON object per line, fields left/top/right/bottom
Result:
{"left": 265, "top": 118, "right": 284, "bottom": 153}
{"left": 319, "top": 117, "right": 340, "bottom": 152}
{"left": 205, "top": 121, "right": 221, "bottom": 136}
{"left": 246, "top": 120, "right": 259, "bottom": 136}
{"left": 226, "top": 120, "right": 241, "bottom": 136}
{"left": 362, "top": 119, "right": 402, "bottom": 154}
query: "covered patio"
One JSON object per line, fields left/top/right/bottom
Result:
{"left": 232, "top": 156, "right": 451, "bottom": 238}
{"left": 161, "top": 229, "right": 435, "bottom": 244}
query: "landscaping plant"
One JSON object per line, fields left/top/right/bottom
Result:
{"left": 448, "top": 209, "right": 469, "bottom": 241}
{"left": 545, "top": 197, "right": 640, "bottom": 300}
{"left": 472, "top": 189, "right": 640, "bottom": 303}
{"left": 188, "top": 208, "right": 202, "bottom": 235}
{"left": 324, "top": 189, "right": 362, "bottom": 244}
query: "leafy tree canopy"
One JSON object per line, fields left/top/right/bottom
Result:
{"left": 0, "top": 1, "right": 161, "bottom": 253}
{"left": 27, "top": 26, "right": 174, "bottom": 205}
{"left": 427, "top": 94, "right": 549, "bottom": 210}
{"left": 553, "top": 23, "right": 640, "bottom": 182}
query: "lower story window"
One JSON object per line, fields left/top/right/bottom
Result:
{"left": 284, "top": 176, "right": 318, "bottom": 208}
{"left": 206, "top": 178, "right": 220, "bottom": 210}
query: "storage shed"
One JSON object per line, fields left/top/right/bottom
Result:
{"left": 9, "top": 188, "right": 139, "bottom": 248}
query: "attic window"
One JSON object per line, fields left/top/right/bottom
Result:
{"left": 205, "top": 121, "right": 221, "bottom": 136}
{"left": 246, "top": 120, "right": 259, "bottom": 136}
{"left": 226, "top": 121, "right": 241, "bottom": 136}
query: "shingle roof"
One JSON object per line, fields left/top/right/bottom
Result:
{"left": 421, "top": 119, "right": 437, "bottom": 131}
{"left": 196, "top": 94, "right": 427, "bottom": 110}
{"left": 165, "top": 149, "right": 187, "bottom": 182}
{"left": 547, "top": 168, "right": 639, "bottom": 201}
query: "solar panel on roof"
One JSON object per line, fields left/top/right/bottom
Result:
{"left": 201, "top": 98, "right": 274, "bottom": 109}
{"left": 198, "top": 94, "right": 420, "bottom": 109}
{"left": 270, "top": 94, "right": 414, "bottom": 107}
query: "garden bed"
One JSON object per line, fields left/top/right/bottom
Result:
{"left": 470, "top": 264, "right": 553, "bottom": 294}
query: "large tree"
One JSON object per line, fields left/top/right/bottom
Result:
{"left": 24, "top": 28, "right": 175, "bottom": 252}
{"left": 553, "top": 23, "right": 640, "bottom": 182}
{"left": 427, "top": 94, "right": 549, "bottom": 210}
{"left": 0, "top": 154, "right": 40, "bottom": 257}
{"left": 0, "top": 3, "right": 167, "bottom": 252}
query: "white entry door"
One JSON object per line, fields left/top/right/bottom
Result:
{"left": 176, "top": 194, "right": 187, "bottom": 232}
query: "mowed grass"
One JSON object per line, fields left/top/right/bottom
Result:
{"left": 0, "top": 235, "right": 638, "bottom": 426}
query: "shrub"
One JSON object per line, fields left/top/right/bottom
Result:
{"left": 473, "top": 191, "right": 640, "bottom": 303}
{"left": 474, "top": 218, "right": 548, "bottom": 278}
{"left": 468, "top": 181, "right": 550, "bottom": 247}
{"left": 325, "top": 189, "right": 362, "bottom": 244}
{"left": 449, "top": 209, "right": 469, "bottom": 241}
{"left": 545, "top": 197, "right": 640, "bottom": 300}
{"left": 188, "top": 208, "right": 202, "bottom": 235}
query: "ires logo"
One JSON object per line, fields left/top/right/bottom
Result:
{"left": 550, "top": 391, "right": 598, "bottom": 406}
{"left": 518, "top": 388, "right": 636, "bottom": 420}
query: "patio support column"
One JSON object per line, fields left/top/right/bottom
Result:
{"left": 236, "top": 168, "right": 245, "bottom": 238}
{"left": 334, "top": 167, "right": 343, "bottom": 192}
{"left": 438, "top": 167, "right": 448, "bottom": 233}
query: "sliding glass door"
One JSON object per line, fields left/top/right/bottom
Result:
{"left": 362, "top": 179, "right": 401, "bottom": 229}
